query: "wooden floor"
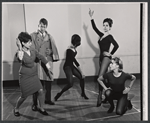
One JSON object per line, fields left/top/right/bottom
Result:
{"left": 2, "top": 78, "right": 141, "bottom": 121}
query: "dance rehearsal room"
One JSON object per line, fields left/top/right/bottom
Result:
{"left": 2, "top": 2, "right": 148, "bottom": 121}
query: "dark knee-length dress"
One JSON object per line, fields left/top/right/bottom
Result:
{"left": 18, "top": 48, "right": 49, "bottom": 98}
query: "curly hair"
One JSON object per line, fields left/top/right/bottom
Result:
{"left": 103, "top": 18, "right": 113, "bottom": 27}
{"left": 112, "top": 57, "right": 123, "bottom": 72}
{"left": 18, "top": 32, "right": 32, "bottom": 46}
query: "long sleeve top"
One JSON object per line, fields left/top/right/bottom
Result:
{"left": 18, "top": 48, "right": 49, "bottom": 76}
{"left": 63, "top": 48, "right": 80, "bottom": 68}
{"left": 91, "top": 19, "right": 119, "bottom": 56}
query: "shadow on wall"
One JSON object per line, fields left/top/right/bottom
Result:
{"left": 12, "top": 53, "right": 21, "bottom": 80}
{"left": 83, "top": 22, "right": 100, "bottom": 90}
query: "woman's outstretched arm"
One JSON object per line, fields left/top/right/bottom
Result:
{"left": 89, "top": 8, "right": 104, "bottom": 38}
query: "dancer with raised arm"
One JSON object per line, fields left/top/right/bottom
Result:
{"left": 89, "top": 8, "right": 119, "bottom": 107}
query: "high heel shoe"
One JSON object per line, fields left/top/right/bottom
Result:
{"left": 81, "top": 93, "right": 89, "bottom": 100}
{"left": 97, "top": 95, "right": 102, "bottom": 107}
{"left": 54, "top": 93, "right": 61, "bottom": 101}
{"left": 13, "top": 108, "right": 20, "bottom": 117}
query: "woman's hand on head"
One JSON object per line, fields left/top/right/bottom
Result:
{"left": 16, "top": 38, "right": 22, "bottom": 51}
{"left": 89, "top": 8, "right": 94, "bottom": 18}
{"left": 17, "top": 50, "right": 24, "bottom": 60}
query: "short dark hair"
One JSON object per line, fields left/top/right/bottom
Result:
{"left": 18, "top": 32, "right": 32, "bottom": 46}
{"left": 71, "top": 34, "right": 81, "bottom": 47}
{"left": 112, "top": 57, "right": 123, "bottom": 72}
{"left": 103, "top": 18, "right": 113, "bottom": 27}
{"left": 39, "top": 18, "right": 48, "bottom": 26}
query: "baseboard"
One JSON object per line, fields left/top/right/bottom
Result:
{"left": 2, "top": 73, "right": 141, "bottom": 87}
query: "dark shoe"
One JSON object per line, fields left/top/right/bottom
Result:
{"left": 81, "top": 93, "right": 89, "bottom": 100}
{"left": 107, "top": 105, "right": 114, "bottom": 113}
{"left": 54, "top": 93, "right": 61, "bottom": 101}
{"left": 32, "top": 105, "right": 38, "bottom": 111}
{"left": 97, "top": 103, "right": 102, "bottom": 107}
{"left": 97, "top": 95, "right": 102, "bottom": 107}
{"left": 45, "top": 100, "right": 55, "bottom": 105}
{"left": 127, "top": 100, "right": 133, "bottom": 110}
{"left": 13, "top": 109, "right": 20, "bottom": 117}
{"left": 38, "top": 109, "right": 49, "bottom": 115}
{"left": 102, "top": 98, "right": 108, "bottom": 104}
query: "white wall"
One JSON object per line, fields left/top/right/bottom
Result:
{"left": 2, "top": 4, "right": 26, "bottom": 80}
{"left": 80, "top": 3, "right": 140, "bottom": 75}
{"left": 2, "top": 3, "right": 140, "bottom": 80}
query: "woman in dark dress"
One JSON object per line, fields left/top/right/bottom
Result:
{"left": 97, "top": 57, "right": 136, "bottom": 115}
{"left": 54, "top": 34, "right": 88, "bottom": 101}
{"left": 89, "top": 9, "right": 119, "bottom": 107}
{"left": 14, "top": 32, "right": 51, "bottom": 116}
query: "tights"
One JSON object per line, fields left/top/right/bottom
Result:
{"left": 105, "top": 89, "right": 128, "bottom": 115}
{"left": 15, "top": 89, "right": 45, "bottom": 111}
{"left": 97, "top": 56, "right": 111, "bottom": 103}
{"left": 59, "top": 66, "right": 85, "bottom": 96}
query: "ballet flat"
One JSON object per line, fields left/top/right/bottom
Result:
{"left": 45, "top": 100, "right": 55, "bottom": 105}
{"left": 127, "top": 100, "right": 133, "bottom": 110}
{"left": 81, "top": 93, "right": 89, "bottom": 100}
{"left": 97, "top": 96, "right": 102, "bottom": 107}
{"left": 54, "top": 93, "right": 61, "bottom": 101}
{"left": 38, "top": 109, "right": 49, "bottom": 115}
{"left": 32, "top": 105, "right": 39, "bottom": 111}
{"left": 13, "top": 109, "right": 20, "bottom": 117}
{"left": 107, "top": 105, "right": 114, "bottom": 113}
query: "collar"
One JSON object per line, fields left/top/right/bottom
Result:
{"left": 37, "top": 30, "right": 48, "bottom": 37}
{"left": 68, "top": 44, "right": 76, "bottom": 52}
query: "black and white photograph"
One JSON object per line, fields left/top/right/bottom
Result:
{"left": 1, "top": 2, "right": 148, "bottom": 121}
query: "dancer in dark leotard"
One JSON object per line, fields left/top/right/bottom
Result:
{"left": 89, "top": 9, "right": 119, "bottom": 107}
{"left": 54, "top": 34, "right": 89, "bottom": 101}
{"left": 97, "top": 57, "right": 136, "bottom": 115}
